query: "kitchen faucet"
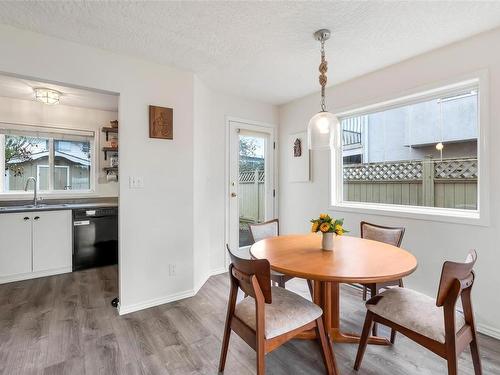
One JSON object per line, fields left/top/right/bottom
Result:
{"left": 24, "top": 177, "right": 38, "bottom": 206}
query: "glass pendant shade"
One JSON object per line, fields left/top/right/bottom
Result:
{"left": 307, "top": 111, "right": 339, "bottom": 150}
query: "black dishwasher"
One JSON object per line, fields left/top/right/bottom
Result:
{"left": 73, "top": 207, "right": 118, "bottom": 271}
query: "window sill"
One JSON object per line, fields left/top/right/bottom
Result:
{"left": 329, "top": 201, "right": 488, "bottom": 227}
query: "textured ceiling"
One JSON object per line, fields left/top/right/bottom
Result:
{"left": 1, "top": 1, "right": 500, "bottom": 105}
{"left": 0, "top": 74, "right": 119, "bottom": 112}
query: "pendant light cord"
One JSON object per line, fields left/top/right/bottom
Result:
{"left": 319, "top": 38, "right": 328, "bottom": 112}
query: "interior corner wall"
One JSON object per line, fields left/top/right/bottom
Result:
{"left": 0, "top": 24, "right": 195, "bottom": 313}
{"left": 278, "top": 27, "right": 500, "bottom": 337}
{"left": 193, "top": 76, "right": 279, "bottom": 288}
{"left": 0, "top": 95, "right": 119, "bottom": 198}
{"left": 193, "top": 76, "right": 213, "bottom": 291}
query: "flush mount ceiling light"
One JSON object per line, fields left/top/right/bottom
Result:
{"left": 307, "top": 29, "right": 339, "bottom": 151}
{"left": 33, "top": 87, "right": 61, "bottom": 105}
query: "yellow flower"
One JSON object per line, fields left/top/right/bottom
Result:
{"left": 319, "top": 222, "right": 331, "bottom": 233}
{"left": 335, "top": 224, "right": 344, "bottom": 235}
{"left": 319, "top": 213, "right": 328, "bottom": 219}
{"left": 311, "top": 222, "right": 319, "bottom": 232}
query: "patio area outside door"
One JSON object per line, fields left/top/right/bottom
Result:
{"left": 228, "top": 120, "right": 275, "bottom": 258}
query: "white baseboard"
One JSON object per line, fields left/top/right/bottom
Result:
{"left": 119, "top": 267, "right": 228, "bottom": 315}
{"left": 0, "top": 267, "right": 71, "bottom": 285}
{"left": 477, "top": 322, "right": 500, "bottom": 340}
{"left": 118, "top": 289, "right": 195, "bottom": 315}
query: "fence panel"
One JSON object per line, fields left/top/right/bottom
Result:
{"left": 343, "top": 157, "right": 477, "bottom": 210}
{"left": 239, "top": 170, "right": 265, "bottom": 223}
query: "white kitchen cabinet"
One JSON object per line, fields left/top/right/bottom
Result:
{"left": 32, "top": 210, "right": 72, "bottom": 273}
{"left": 0, "top": 210, "right": 72, "bottom": 284}
{"left": 0, "top": 212, "right": 32, "bottom": 279}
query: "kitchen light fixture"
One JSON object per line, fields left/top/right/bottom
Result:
{"left": 34, "top": 88, "right": 61, "bottom": 105}
{"left": 307, "top": 29, "right": 339, "bottom": 150}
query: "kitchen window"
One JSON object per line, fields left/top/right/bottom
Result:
{"left": 331, "top": 76, "right": 488, "bottom": 224}
{"left": 0, "top": 124, "right": 94, "bottom": 194}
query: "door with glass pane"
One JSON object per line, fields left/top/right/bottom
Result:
{"left": 228, "top": 121, "right": 275, "bottom": 258}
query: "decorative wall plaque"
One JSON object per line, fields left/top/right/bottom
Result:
{"left": 149, "top": 105, "right": 173, "bottom": 139}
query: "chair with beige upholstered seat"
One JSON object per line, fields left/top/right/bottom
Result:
{"left": 354, "top": 250, "right": 482, "bottom": 375}
{"left": 219, "top": 245, "right": 338, "bottom": 375}
{"left": 249, "top": 219, "right": 314, "bottom": 296}
{"left": 360, "top": 221, "right": 405, "bottom": 341}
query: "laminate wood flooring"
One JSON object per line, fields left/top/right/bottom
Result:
{"left": 0, "top": 266, "right": 499, "bottom": 374}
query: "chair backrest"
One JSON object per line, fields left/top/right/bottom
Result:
{"left": 436, "top": 250, "right": 477, "bottom": 307}
{"left": 360, "top": 221, "right": 405, "bottom": 247}
{"left": 249, "top": 219, "right": 279, "bottom": 244}
{"left": 226, "top": 245, "right": 272, "bottom": 303}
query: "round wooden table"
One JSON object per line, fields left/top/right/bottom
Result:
{"left": 250, "top": 233, "right": 418, "bottom": 345}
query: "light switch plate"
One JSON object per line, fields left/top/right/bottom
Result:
{"left": 136, "top": 176, "right": 144, "bottom": 188}
{"left": 129, "top": 176, "right": 144, "bottom": 189}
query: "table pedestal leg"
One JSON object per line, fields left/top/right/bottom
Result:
{"left": 298, "top": 280, "right": 390, "bottom": 346}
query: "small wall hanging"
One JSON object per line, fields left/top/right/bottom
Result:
{"left": 149, "top": 105, "right": 173, "bottom": 139}
{"left": 288, "top": 131, "right": 310, "bottom": 182}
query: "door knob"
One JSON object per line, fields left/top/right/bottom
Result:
{"left": 23, "top": 217, "right": 29, "bottom": 221}
{"left": 231, "top": 192, "right": 237, "bottom": 197}
{"left": 34, "top": 216, "right": 40, "bottom": 221}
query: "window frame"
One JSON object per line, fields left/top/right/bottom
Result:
{"left": 329, "top": 71, "right": 490, "bottom": 226}
{"left": 0, "top": 122, "right": 97, "bottom": 199}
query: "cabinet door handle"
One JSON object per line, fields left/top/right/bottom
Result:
{"left": 34, "top": 216, "right": 40, "bottom": 221}
{"left": 23, "top": 216, "right": 29, "bottom": 221}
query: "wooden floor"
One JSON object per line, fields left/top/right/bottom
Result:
{"left": 0, "top": 266, "right": 499, "bottom": 374}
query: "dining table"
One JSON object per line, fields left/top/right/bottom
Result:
{"left": 250, "top": 233, "right": 418, "bottom": 345}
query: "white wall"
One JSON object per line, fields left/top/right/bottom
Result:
{"left": 0, "top": 24, "right": 278, "bottom": 313}
{"left": 279, "top": 28, "right": 500, "bottom": 337}
{"left": 0, "top": 24, "right": 195, "bottom": 313}
{"left": 193, "top": 77, "right": 279, "bottom": 290}
{"left": 0, "top": 95, "right": 119, "bottom": 197}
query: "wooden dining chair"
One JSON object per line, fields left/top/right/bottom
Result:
{"left": 219, "top": 245, "right": 338, "bottom": 375}
{"left": 354, "top": 250, "right": 481, "bottom": 375}
{"left": 360, "top": 221, "right": 405, "bottom": 341}
{"left": 249, "top": 219, "right": 313, "bottom": 296}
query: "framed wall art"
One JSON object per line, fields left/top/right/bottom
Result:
{"left": 149, "top": 105, "right": 173, "bottom": 139}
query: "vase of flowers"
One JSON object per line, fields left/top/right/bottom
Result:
{"left": 310, "top": 214, "right": 348, "bottom": 251}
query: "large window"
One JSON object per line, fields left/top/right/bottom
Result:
{"left": 337, "top": 82, "right": 479, "bottom": 215}
{"left": 0, "top": 125, "right": 94, "bottom": 194}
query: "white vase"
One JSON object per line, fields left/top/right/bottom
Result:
{"left": 322, "top": 232, "right": 335, "bottom": 251}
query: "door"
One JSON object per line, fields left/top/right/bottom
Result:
{"left": 228, "top": 120, "right": 275, "bottom": 258}
{"left": 0, "top": 212, "right": 32, "bottom": 278}
{"left": 32, "top": 210, "right": 72, "bottom": 272}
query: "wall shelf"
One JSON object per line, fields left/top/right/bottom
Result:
{"left": 102, "top": 147, "right": 118, "bottom": 160}
{"left": 102, "top": 126, "right": 118, "bottom": 141}
{"left": 102, "top": 125, "right": 118, "bottom": 179}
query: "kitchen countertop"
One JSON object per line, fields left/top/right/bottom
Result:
{"left": 0, "top": 198, "right": 118, "bottom": 214}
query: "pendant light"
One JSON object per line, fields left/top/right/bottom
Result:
{"left": 307, "top": 29, "right": 339, "bottom": 150}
